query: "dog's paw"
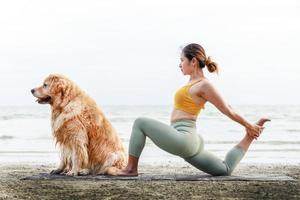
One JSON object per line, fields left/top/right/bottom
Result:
{"left": 78, "top": 169, "right": 90, "bottom": 176}
{"left": 66, "top": 170, "right": 78, "bottom": 176}
{"left": 50, "top": 168, "right": 63, "bottom": 175}
{"left": 62, "top": 168, "right": 70, "bottom": 174}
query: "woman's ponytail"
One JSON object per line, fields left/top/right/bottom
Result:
{"left": 205, "top": 56, "right": 219, "bottom": 74}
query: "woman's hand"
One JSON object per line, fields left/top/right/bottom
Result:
{"left": 246, "top": 124, "right": 264, "bottom": 139}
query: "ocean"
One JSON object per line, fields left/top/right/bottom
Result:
{"left": 0, "top": 104, "right": 299, "bottom": 165}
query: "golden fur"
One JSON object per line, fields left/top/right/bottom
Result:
{"left": 31, "top": 74, "right": 127, "bottom": 176}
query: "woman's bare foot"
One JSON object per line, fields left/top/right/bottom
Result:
{"left": 114, "top": 155, "right": 139, "bottom": 176}
{"left": 256, "top": 117, "right": 271, "bottom": 127}
{"left": 253, "top": 117, "right": 271, "bottom": 138}
{"left": 115, "top": 168, "right": 138, "bottom": 176}
{"left": 254, "top": 117, "right": 271, "bottom": 140}
{"left": 237, "top": 117, "right": 271, "bottom": 151}
{"left": 247, "top": 117, "right": 271, "bottom": 140}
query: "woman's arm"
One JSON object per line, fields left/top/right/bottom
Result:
{"left": 199, "top": 80, "right": 262, "bottom": 138}
{"left": 200, "top": 81, "right": 250, "bottom": 128}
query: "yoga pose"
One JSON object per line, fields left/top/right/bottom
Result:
{"left": 116, "top": 43, "right": 270, "bottom": 176}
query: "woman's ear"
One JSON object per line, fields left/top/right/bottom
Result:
{"left": 191, "top": 57, "right": 198, "bottom": 66}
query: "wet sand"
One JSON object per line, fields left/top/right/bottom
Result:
{"left": 0, "top": 163, "right": 299, "bottom": 200}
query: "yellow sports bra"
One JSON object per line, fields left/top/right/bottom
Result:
{"left": 174, "top": 79, "right": 205, "bottom": 115}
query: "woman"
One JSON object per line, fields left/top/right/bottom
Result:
{"left": 116, "top": 43, "right": 270, "bottom": 176}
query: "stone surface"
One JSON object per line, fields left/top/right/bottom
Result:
{"left": 21, "top": 172, "right": 295, "bottom": 182}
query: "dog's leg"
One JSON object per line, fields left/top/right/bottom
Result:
{"left": 62, "top": 149, "right": 72, "bottom": 174}
{"left": 66, "top": 141, "right": 89, "bottom": 176}
{"left": 50, "top": 148, "right": 68, "bottom": 175}
{"left": 78, "top": 168, "right": 90, "bottom": 176}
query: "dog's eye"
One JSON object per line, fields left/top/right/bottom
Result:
{"left": 43, "top": 83, "right": 47, "bottom": 88}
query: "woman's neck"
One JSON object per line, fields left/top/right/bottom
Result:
{"left": 189, "top": 70, "right": 205, "bottom": 81}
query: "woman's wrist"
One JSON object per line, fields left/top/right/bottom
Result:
{"left": 243, "top": 121, "right": 253, "bottom": 129}
{"left": 233, "top": 111, "right": 252, "bottom": 129}
{"left": 229, "top": 109, "right": 254, "bottom": 130}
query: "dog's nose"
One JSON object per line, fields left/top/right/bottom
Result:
{"left": 31, "top": 89, "right": 35, "bottom": 94}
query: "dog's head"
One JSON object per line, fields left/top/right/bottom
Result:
{"left": 31, "top": 74, "right": 79, "bottom": 108}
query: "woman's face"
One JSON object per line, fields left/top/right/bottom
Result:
{"left": 179, "top": 53, "right": 194, "bottom": 75}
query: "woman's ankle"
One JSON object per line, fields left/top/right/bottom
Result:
{"left": 125, "top": 155, "right": 139, "bottom": 171}
{"left": 125, "top": 165, "right": 137, "bottom": 171}
{"left": 236, "top": 135, "right": 254, "bottom": 151}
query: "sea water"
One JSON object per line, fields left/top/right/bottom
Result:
{"left": 0, "top": 104, "right": 299, "bottom": 165}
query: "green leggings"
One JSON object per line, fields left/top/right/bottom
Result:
{"left": 129, "top": 117, "right": 246, "bottom": 176}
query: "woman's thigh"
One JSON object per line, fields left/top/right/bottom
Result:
{"left": 133, "top": 117, "right": 200, "bottom": 158}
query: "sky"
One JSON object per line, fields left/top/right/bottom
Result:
{"left": 0, "top": 0, "right": 299, "bottom": 106}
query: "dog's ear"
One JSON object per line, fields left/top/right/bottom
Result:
{"left": 47, "top": 74, "right": 79, "bottom": 109}
{"left": 47, "top": 74, "right": 61, "bottom": 84}
{"left": 49, "top": 76, "right": 72, "bottom": 108}
{"left": 59, "top": 79, "right": 73, "bottom": 108}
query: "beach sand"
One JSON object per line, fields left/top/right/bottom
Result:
{"left": 0, "top": 163, "right": 299, "bottom": 200}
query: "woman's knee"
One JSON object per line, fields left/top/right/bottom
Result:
{"left": 212, "top": 164, "right": 232, "bottom": 176}
{"left": 198, "top": 166, "right": 231, "bottom": 176}
{"left": 213, "top": 169, "right": 231, "bottom": 176}
{"left": 133, "top": 117, "right": 150, "bottom": 129}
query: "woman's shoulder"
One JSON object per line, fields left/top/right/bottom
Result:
{"left": 193, "top": 78, "right": 216, "bottom": 95}
{"left": 195, "top": 77, "right": 211, "bottom": 87}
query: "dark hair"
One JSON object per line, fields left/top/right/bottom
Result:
{"left": 182, "top": 43, "right": 219, "bottom": 74}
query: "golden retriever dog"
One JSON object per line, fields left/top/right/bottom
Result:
{"left": 31, "top": 74, "right": 127, "bottom": 176}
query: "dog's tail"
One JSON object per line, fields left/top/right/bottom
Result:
{"left": 105, "top": 166, "right": 120, "bottom": 175}
{"left": 111, "top": 151, "right": 127, "bottom": 169}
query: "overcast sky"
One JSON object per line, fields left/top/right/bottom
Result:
{"left": 0, "top": 0, "right": 299, "bottom": 106}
